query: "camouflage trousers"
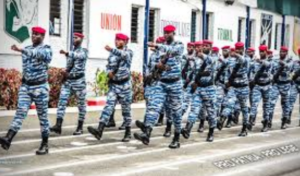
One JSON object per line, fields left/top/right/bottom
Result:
{"left": 57, "top": 78, "right": 87, "bottom": 122}
{"left": 288, "top": 84, "right": 300, "bottom": 120}
{"left": 10, "top": 83, "right": 50, "bottom": 138}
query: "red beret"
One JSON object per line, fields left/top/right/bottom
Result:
{"left": 74, "top": 32, "right": 84, "bottom": 39}
{"left": 235, "top": 42, "right": 244, "bottom": 49}
{"left": 230, "top": 48, "right": 235, "bottom": 52}
{"left": 194, "top": 41, "right": 203, "bottom": 46}
{"left": 280, "top": 46, "right": 288, "bottom": 52}
{"left": 32, "top": 26, "right": 46, "bottom": 34}
{"left": 164, "top": 25, "right": 176, "bottom": 32}
{"left": 187, "top": 42, "right": 195, "bottom": 47}
{"left": 298, "top": 48, "right": 300, "bottom": 55}
{"left": 116, "top": 33, "right": 129, "bottom": 41}
{"left": 267, "top": 50, "right": 273, "bottom": 55}
{"left": 259, "top": 45, "right": 268, "bottom": 52}
{"left": 212, "top": 47, "right": 219, "bottom": 52}
{"left": 203, "top": 40, "right": 213, "bottom": 45}
{"left": 247, "top": 47, "right": 255, "bottom": 52}
{"left": 221, "top": 46, "right": 230, "bottom": 50}
{"left": 156, "top": 36, "right": 165, "bottom": 43}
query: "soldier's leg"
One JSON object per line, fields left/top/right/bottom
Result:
{"left": 279, "top": 84, "right": 291, "bottom": 129}
{"left": 51, "top": 83, "right": 71, "bottom": 134}
{"left": 261, "top": 86, "right": 272, "bottom": 132}
{"left": 33, "top": 84, "right": 50, "bottom": 155}
{"left": 236, "top": 87, "right": 250, "bottom": 136}
{"left": 269, "top": 85, "right": 279, "bottom": 126}
{"left": 182, "top": 88, "right": 202, "bottom": 139}
{"left": 197, "top": 106, "right": 206, "bottom": 133}
{"left": 182, "top": 86, "right": 192, "bottom": 116}
{"left": 249, "top": 86, "right": 262, "bottom": 126}
{"left": 215, "top": 85, "right": 224, "bottom": 117}
{"left": 87, "top": 88, "right": 118, "bottom": 140}
{"left": 0, "top": 85, "right": 31, "bottom": 150}
{"left": 288, "top": 85, "right": 297, "bottom": 123}
{"left": 163, "top": 104, "right": 172, "bottom": 137}
{"left": 219, "top": 88, "right": 236, "bottom": 125}
{"left": 73, "top": 87, "right": 87, "bottom": 135}
{"left": 118, "top": 87, "right": 133, "bottom": 142}
{"left": 203, "top": 86, "right": 217, "bottom": 142}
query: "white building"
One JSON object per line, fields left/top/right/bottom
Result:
{"left": 0, "top": 0, "right": 299, "bottom": 95}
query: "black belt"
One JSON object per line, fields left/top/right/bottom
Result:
{"left": 256, "top": 82, "right": 271, "bottom": 86}
{"left": 218, "top": 80, "right": 226, "bottom": 85}
{"left": 68, "top": 73, "right": 85, "bottom": 80}
{"left": 22, "top": 78, "right": 47, "bottom": 86}
{"left": 160, "top": 77, "right": 180, "bottom": 83}
{"left": 276, "top": 80, "right": 291, "bottom": 85}
{"left": 232, "top": 83, "right": 248, "bottom": 88}
{"left": 109, "top": 77, "right": 130, "bottom": 84}
{"left": 197, "top": 81, "right": 214, "bottom": 87}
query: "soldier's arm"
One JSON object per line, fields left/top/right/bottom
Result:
{"left": 156, "top": 42, "right": 184, "bottom": 56}
{"left": 68, "top": 49, "right": 88, "bottom": 60}
{"left": 111, "top": 48, "right": 133, "bottom": 60}
{"left": 22, "top": 45, "right": 53, "bottom": 64}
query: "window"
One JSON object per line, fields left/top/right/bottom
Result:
{"left": 237, "top": 18, "right": 246, "bottom": 42}
{"left": 190, "top": 11, "right": 197, "bottom": 42}
{"left": 130, "top": 7, "right": 139, "bottom": 43}
{"left": 204, "top": 12, "right": 214, "bottom": 40}
{"left": 248, "top": 20, "right": 256, "bottom": 47}
{"left": 148, "top": 9, "right": 156, "bottom": 42}
{"left": 284, "top": 24, "right": 290, "bottom": 47}
{"left": 49, "top": 0, "right": 61, "bottom": 36}
{"left": 73, "top": 0, "right": 84, "bottom": 33}
{"left": 274, "top": 23, "right": 281, "bottom": 50}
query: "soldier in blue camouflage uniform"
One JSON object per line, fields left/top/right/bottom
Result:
{"left": 181, "top": 42, "right": 195, "bottom": 116}
{"left": 88, "top": 33, "right": 133, "bottom": 142}
{"left": 248, "top": 45, "right": 273, "bottom": 132}
{"left": 134, "top": 25, "right": 184, "bottom": 149}
{"left": 0, "top": 27, "right": 52, "bottom": 155}
{"left": 181, "top": 40, "right": 217, "bottom": 142}
{"left": 269, "top": 46, "right": 293, "bottom": 129}
{"left": 219, "top": 42, "right": 250, "bottom": 136}
{"left": 50, "top": 33, "right": 88, "bottom": 136}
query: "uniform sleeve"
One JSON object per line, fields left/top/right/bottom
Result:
{"left": 156, "top": 42, "right": 184, "bottom": 56}
{"left": 111, "top": 48, "right": 133, "bottom": 61}
{"left": 68, "top": 48, "right": 88, "bottom": 60}
{"left": 22, "top": 45, "right": 53, "bottom": 64}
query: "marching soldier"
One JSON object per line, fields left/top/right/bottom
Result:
{"left": 0, "top": 27, "right": 52, "bottom": 155}
{"left": 181, "top": 42, "right": 196, "bottom": 116}
{"left": 87, "top": 33, "right": 133, "bottom": 142}
{"left": 134, "top": 25, "right": 184, "bottom": 149}
{"left": 181, "top": 40, "right": 217, "bottom": 142}
{"left": 219, "top": 42, "right": 250, "bottom": 136}
{"left": 50, "top": 33, "right": 88, "bottom": 136}
{"left": 248, "top": 45, "right": 273, "bottom": 132}
{"left": 269, "top": 46, "right": 293, "bottom": 129}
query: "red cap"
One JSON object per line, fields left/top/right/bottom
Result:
{"left": 203, "top": 40, "right": 213, "bottom": 45}
{"left": 258, "top": 45, "right": 268, "bottom": 52}
{"left": 116, "top": 33, "right": 129, "bottom": 41}
{"left": 230, "top": 48, "right": 235, "bottom": 52}
{"left": 187, "top": 42, "right": 195, "bottom": 47}
{"left": 156, "top": 36, "right": 165, "bottom": 43}
{"left": 267, "top": 50, "right": 273, "bottom": 55}
{"left": 194, "top": 41, "right": 203, "bottom": 46}
{"left": 74, "top": 32, "right": 84, "bottom": 39}
{"left": 163, "top": 25, "right": 176, "bottom": 32}
{"left": 235, "top": 42, "right": 244, "bottom": 49}
{"left": 221, "top": 46, "right": 230, "bottom": 50}
{"left": 298, "top": 48, "right": 300, "bottom": 55}
{"left": 280, "top": 46, "right": 288, "bottom": 52}
{"left": 32, "top": 26, "right": 46, "bottom": 34}
{"left": 212, "top": 47, "right": 219, "bottom": 52}
{"left": 247, "top": 47, "right": 255, "bottom": 52}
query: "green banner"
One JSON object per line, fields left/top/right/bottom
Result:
{"left": 257, "top": 0, "right": 300, "bottom": 17}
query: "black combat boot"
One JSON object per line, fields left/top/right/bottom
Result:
{"left": 287, "top": 111, "right": 292, "bottom": 124}
{"left": 261, "top": 120, "right": 269, "bottom": 132}
{"left": 73, "top": 120, "right": 84, "bottom": 135}
{"left": 50, "top": 118, "right": 63, "bottom": 135}
{"left": 0, "top": 129, "right": 17, "bottom": 150}
{"left": 281, "top": 118, "right": 288, "bottom": 129}
{"left": 134, "top": 126, "right": 152, "bottom": 145}
{"left": 119, "top": 122, "right": 126, "bottom": 130}
{"left": 225, "top": 115, "right": 232, "bottom": 128}
{"left": 106, "top": 110, "right": 116, "bottom": 128}
{"left": 238, "top": 124, "right": 248, "bottom": 137}
{"left": 268, "top": 112, "right": 274, "bottom": 128}
{"left": 169, "top": 132, "right": 180, "bottom": 149}
{"left": 36, "top": 136, "right": 49, "bottom": 155}
{"left": 249, "top": 115, "right": 256, "bottom": 127}
{"left": 156, "top": 113, "right": 164, "bottom": 126}
{"left": 136, "top": 120, "right": 146, "bottom": 133}
{"left": 217, "top": 116, "right": 226, "bottom": 131}
{"left": 122, "top": 127, "right": 131, "bottom": 142}
{"left": 206, "top": 128, "right": 215, "bottom": 142}
{"left": 87, "top": 122, "right": 106, "bottom": 140}
{"left": 233, "top": 110, "right": 240, "bottom": 124}
{"left": 197, "top": 119, "right": 205, "bottom": 133}
{"left": 181, "top": 122, "right": 193, "bottom": 139}
{"left": 163, "top": 121, "right": 172, "bottom": 137}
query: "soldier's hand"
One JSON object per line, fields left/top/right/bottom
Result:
{"left": 191, "top": 82, "right": 197, "bottom": 90}
{"left": 148, "top": 42, "right": 157, "bottom": 48}
{"left": 108, "top": 72, "right": 114, "bottom": 79}
{"left": 105, "top": 45, "right": 113, "bottom": 52}
{"left": 11, "top": 45, "right": 22, "bottom": 52}
{"left": 60, "top": 50, "right": 68, "bottom": 56}
{"left": 156, "top": 62, "right": 165, "bottom": 71}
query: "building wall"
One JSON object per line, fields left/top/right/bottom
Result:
{"left": 0, "top": 0, "right": 299, "bottom": 96}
